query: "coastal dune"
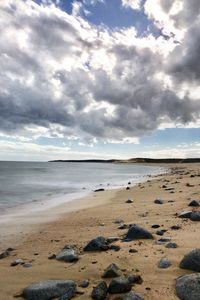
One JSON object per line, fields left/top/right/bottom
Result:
{"left": 0, "top": 163, "right": 200, "bottom": 299}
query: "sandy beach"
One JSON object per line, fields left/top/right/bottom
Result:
{"left": 0, "top": 163, "right": 200, "bottom": 300}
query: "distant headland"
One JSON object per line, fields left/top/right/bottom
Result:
{"left": 49, "top": 158, "right": 200, "bottom": 163}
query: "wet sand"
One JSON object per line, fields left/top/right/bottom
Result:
{"left": 0, "top": 163, "right": 200, "bottom": 299}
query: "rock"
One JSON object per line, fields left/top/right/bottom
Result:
{"left": 58, "top": 287, "right": 76, "bottom": 300}
{"left": 126, "top": 199, "right": 133, "bottom": 203}
{"left": 165, "top": 242, "right": 178, "bottom": 248}
{"left": 23, "top": 263, "right": 32, "bottom": 268}
{"left": 110, "top": 245, "right": 121, "bottom": 251}
{"left": 171, "top": 225, "right": 181, "bottom": 230}
{"left": 113, "top": 219, "right": 124, "bottom": 224}
{"left": 123, "top": 224, "right": 153, "bottom": 241}
{"left": 107, "top": 237, "right": 120, "bottom": 243}
{"left": 158, "top": 237, "right": 171, "bottom": 243}
{"left": 22, "top": 280, "right": 76, "bottom": 300}
{"left": 188, "top": 200, "right": 199, "bottom": 207}
{"left": 127, "top": 275, "right": 143, "bottom": 284}
{"left": 91, "top": 281, "right": 108, "bottom": 300}
{"left": 151, "top": 224, "right": 160, "bottom": 228}
{"left": 78, "top": 280, "right": 89, "bottom": 288}
{"left": 56, "top": 247, "right": 79, "bottom": 263}
{"left": 122, "top": 291, "right": 145, "bottom": 300}
{"left": 178, "top": 211, "right": 192, "bottom": 218}
{"left": 118, "top": 224, "right": 128, "bottom": 230}
{"left": 11, "top": 259, "right": 24, "bottom": 266}
{"left": 154, "top": 198, "right": 164, "bottom": 204}
{"left": 108, "top": 277, "right": 132, "bottom": 294}
{"left": 176, "top": 273, "right": 200, "bottom": 300}
{"left": 126, "top": 187, "right": 130, "bottom": 190}
{"left": 129, "top": 248, "right": 138, "bottom": 253}
{"left": 158, "top": 258, "right": 172, "bottom": 268}
{"left": 84, "top": 236, "right": 109, "bottom": 251}
{"left": 0, "top": 249, "right": 10, "bottom": 260}
{"left": 102, "top": 263, "right": 121, "bottom": 278}
{"left": 48, "top": 254, "right": 56, "bottom": 260}
{"left": 180, "top": 249, "right": 200, "bottom": 271}
{"left": 156, "top": 229, "right": 167, "bottom": 236}
{"left": 94, "top": 189, "right": 105, "bottom": 192}
{"left": 190, "top": 211, "right": 200, "bottom": 221}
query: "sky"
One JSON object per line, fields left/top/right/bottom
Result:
{"left": 0, "top": 0, "right": 200, "bottom": 161}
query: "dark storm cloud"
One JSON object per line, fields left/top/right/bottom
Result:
{"left": 0, "top": 0, "right": 199, "bottom": 142}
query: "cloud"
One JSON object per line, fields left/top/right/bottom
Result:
{"left": 0, "top": 0, "right": 199, "bottom": 147}
{"left": 121, "top": 0, "right": 142, "bottom": 10}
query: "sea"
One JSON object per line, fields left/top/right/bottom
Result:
{"left": 0, "top": 161, "right": 166, "bottom": 216}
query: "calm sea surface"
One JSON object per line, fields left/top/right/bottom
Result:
{"left": 0, "top": 161, "right": 166, "bottom": 213}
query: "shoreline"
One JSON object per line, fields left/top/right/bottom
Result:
{"left": 0, "top": 165, "right": 167, "bottom": 250}
{"left": 0, "top": 163, "right": 199, "bottom": 299}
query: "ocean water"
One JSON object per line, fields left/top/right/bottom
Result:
{"left": 0, "top": 161, "right": 166, "bottom": 214}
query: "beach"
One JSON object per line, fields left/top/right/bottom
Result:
{"left": 0, "top": 163, "right": 200, "bottom": 300}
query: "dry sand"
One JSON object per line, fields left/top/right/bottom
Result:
{"left": 0, "top": 163, "right": 200, "bottom": 300}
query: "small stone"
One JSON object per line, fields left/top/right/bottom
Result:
{"left": 84, "top": 236, "right": 109, "bottom": 251}
{"left": 113, "top": 219, "right": 124, "bottom": 224}
{"left": 108, "top": 277, "right": 132, "bottom": 294}
{"left": 56, "top": 247, "right": 79, "bottom": 263}
{"left": 154, "top": 198, "right": 164, "bottom": 204}
{"left": 110, "top": 245, "right": 121, "bottom": 251}
{"left": 176, "top": 273, "right": 200, "bottom": 300}
{"left": 102, "top": 263, "right": 122, "bottom": 278}
{"left": 180, "top": 249, "right": 200, "bottom": 271}
{"left": 165, "top": 242, "right": 178, "bottom": 248}
{"left": 91, "top": 281, "right": 108, "bottom": 300}
{"left": 78, "top": 280, "right": 89, "bottom": 288}
{"left": 48, "top": 254, "right": 56, "bottom": 260}
{"left": 156, "top": 229, "right": 167, "bottom": 236}
{"left": 0, "top": 250, "right": 10, "bottom": 260}
{"left": 158, "top": 258, "right": 172, "bottom": 268}
{"left": 11, "top": 259, "right": 24, "bottom": 266}
{"left": 94, "top": 189, "right": 105, "bottom": 192}
{"left": 126, "top": 187, "right": 130, "bottom": 190}
{"left": 126, "top": 199, "right": 133, "bottom": 203}
{"left": 127, "top": 275, "right": 143, "bottom": 284}
{"left": 151, "top": 224, "right": 160, "bottom": 229}
{"left": 129, "top": 249, "right": 138, "bottom": 253}
{"left": 122, "top": 291, "right": 144, "bottom": 300}
{"left": 158, "top": 237, "right": 171, "bottom": 243}
{"left": 118, "top": 224, "right": 128, "bottom": 230}
{"left": 124, "top": 224, "right": 153, "bottom": 241}
{"left": 171, "top": 225, "right": 181, "bottom": 230}
{"left": 188, "top": 200, "right": 199, "bottom": 207}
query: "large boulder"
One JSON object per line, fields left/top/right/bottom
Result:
{"left": 56, "top": 247, "right": 79, "bottom": 263}
{"left": 83, "top": 236, "right": 109, "bottom": 251}
{"left": 22, "top": 280, "right": 76, "bottom": 300}
{"left": 91, "top": 281, "right": 107, "bottom": 300}
{"left": 124, "top": 225, "right": 153, "bottom": 241}
{"left": 176, "top": 273, "right": 200, "bottom": 300}
{"left": 180, "top": 249, "right": 200, "bottom": 271}
{"left": 108, "top": 277, "right": 132, "bottom": 294}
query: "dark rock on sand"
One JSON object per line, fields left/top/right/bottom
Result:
{"left": 151, "top": 224, "right": 160, "bottom": 229}
{"left": 122, "top": 291, "right": 145, "bottom": 300}
{"left": 102, "top": 263, "right": 121, "bottom": 278}
{"left": 176, "top": 273, "right": 200, "bottom": 300}
{"left": 48, "top": 254, "right": 56, "bottom": 260}
{"left": 107, "top": 237, "right": 120, "bottom": 243}
{"left": 154, "top": 198, "right": 164, "bottom": 204}
{"left": 56, "top": 247, "right": 79, "bottom": 262}
{"left": 78, "top": 280, "right": 89, "bottom": 288}
{"left": 94, "top": 188, "right": 105, "bottom": 192}
{"left": 124, "top": 224, "right": 153, "bottom": 241}
{"left": 158, "top": 258, "right": 172, "bottom": 268}
{"left": 118, "top": 224, "right": 128, "bottom": 230}
{"left": 180, "top": 249, "right": 200, "bottom": 271}
{"left": 126, "top": 187, "right": 130, "bottom": 190}
{"left": 23, "top": 263, "right": 32, "bottom": 268}
{"left": 171, "top": 225, "right": 181, "bottom": 230}
{"left": 165, "top": 242, "right": 178, "bottom": 248}
{"left": 127, "top": 275, "right": 143, "bottom": 285}
{"left": 190, "top": 211, "right": 200, "bottom": 221}
{"left": 158, "top": 237, "right": 171, "bottom": 243}
{"left": 11, "top": 259, "right": 24, "bottom": 266}
{"left": 91, "top": 281, "right": 108, "bottom": 300}
{"left": 22, "top": 280, "right": 76, "bottom": 300}
{"left": 178, "top": 211, "right": 192, "bottom": 218}
{"left": 188, "top": 200, "right": 199, "bottom": 207}
{"left": 0, "top": 249, "right": 10, "bottom": 260}
{"left": 156, "top": 229, "right": 167, "bottom": 236}
{"left": 110, "top": 245, "right": 121, "bottom": 251}
{"left": 108, "top": 277, "right": 132, "bottom": 294}
{"left": 84, "top": 236, "right": 109, "bottom": 251}
{"left": 129, "top": 248, "right": 138, "bottom": 253}
{"left": 126, "top": 199, "right": 133, "bottom": 203}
